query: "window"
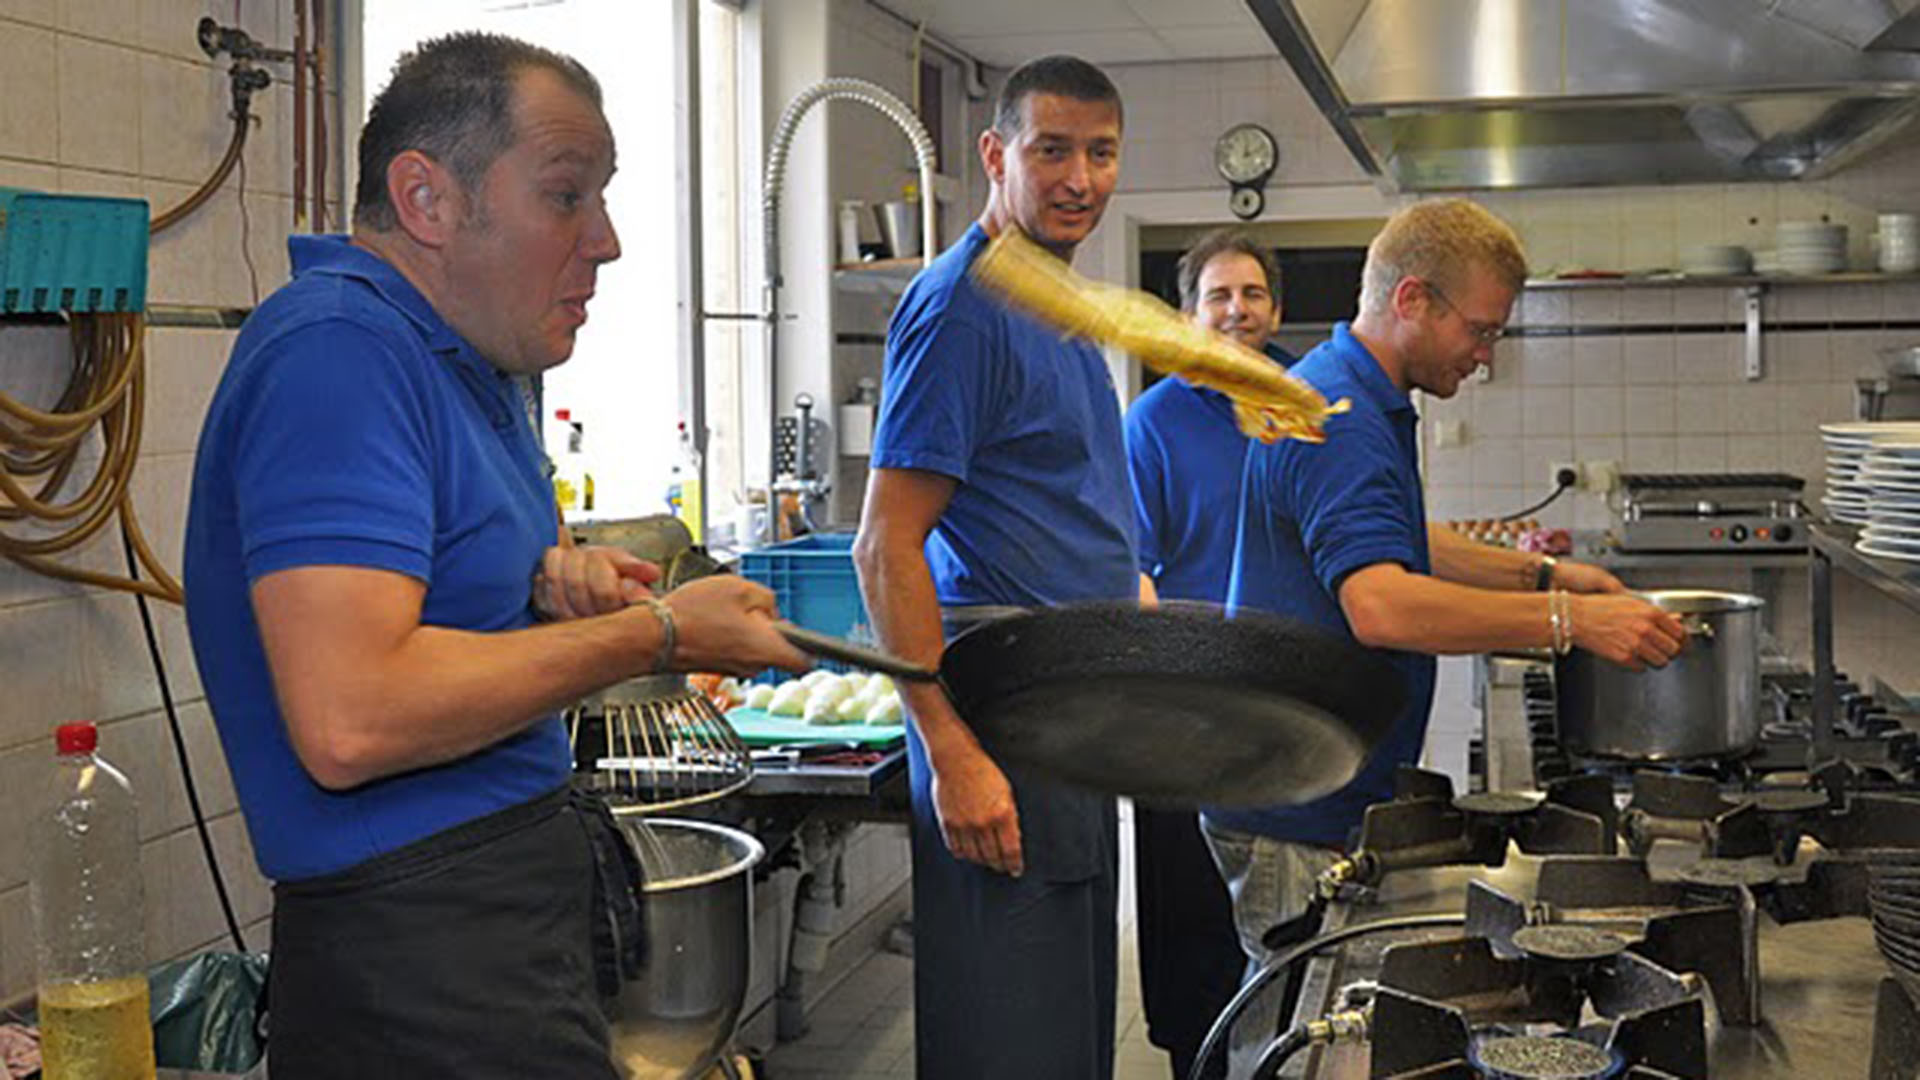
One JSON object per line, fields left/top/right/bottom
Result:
{"left": 359, "top": 0, "right": 748, "bottom": 525}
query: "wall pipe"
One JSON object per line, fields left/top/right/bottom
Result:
{"left": 760, "top": 78, "right": 935, "bottom": 543}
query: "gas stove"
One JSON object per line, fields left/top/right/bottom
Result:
{"left": 1524, "top": 668, "right": 1920, "bottom": 792}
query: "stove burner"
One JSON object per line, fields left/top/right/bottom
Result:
{"left": 1455, "top": 791, "right": 1544, "bottom": 816}
{"left": 1748, "top": 789, "right": 1829, "bottom": 814}
{"left": 1512, "top": 924, "right": 1629, "bottom": 964}
{"left": 1470, "top": 1034, "right": 1619, "bottom": 1080}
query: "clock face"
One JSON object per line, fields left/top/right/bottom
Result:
{"left": 1216, "top": 123, "right": 1277, "bottom": 185}
{"left": 1229, "top": 186, "right": 1264, "bottom": 220}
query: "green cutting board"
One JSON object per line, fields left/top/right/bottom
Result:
{"left": 725, "top": 706, "right": 906, "bottom": 749}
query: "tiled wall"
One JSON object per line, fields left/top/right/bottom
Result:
{"left": 0, "top": 0, "right": 334, "bottom": 1006}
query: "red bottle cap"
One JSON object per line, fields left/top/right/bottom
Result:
{"left": 55, "top": 723, "right": 96, "bottom": 756}
{"left": 555, "top": 409, "right": 572, "bottom": 421}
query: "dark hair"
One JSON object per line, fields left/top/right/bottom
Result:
{"left": 992, "top": 55, "right": 1123, "bottom": 136}
{"left": 1176, "top": 229, "right": 1282, "bottom": 313}
{"left": 354, "top": 32, "right": 602, "bottom": 231}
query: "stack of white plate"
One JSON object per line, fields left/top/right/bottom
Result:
{"left": 1823, "top": 422, "right": 1920, "bottom": 526}
{"left": 1859, "top": 434, "right": 1920, "bottom": 561}
{"left": 1778, "top": 221, "right": 1849, "bottom": 275}
{"left": 1879, "top": 212, "right": 1920, "bottom": 274}
{"left": 1680, "top": 244, "right": 1752, "bottom": 276}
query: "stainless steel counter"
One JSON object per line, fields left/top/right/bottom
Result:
{"left": 743, "top": 747, "right": 906, "bottom": 798}
{"left": 1290, "top": 855, "right": 1884, "bottom": 1078}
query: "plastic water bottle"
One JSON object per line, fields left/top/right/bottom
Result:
{"left": 30, "top": 722, "right": 156, "bottom": 1080}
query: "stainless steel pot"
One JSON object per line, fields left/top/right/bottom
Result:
{"left": 1553, "top": 589, "right": 1764, "bottom": 761}
{"left": 605, "top": 815, "right": 764, "bottom": 1080}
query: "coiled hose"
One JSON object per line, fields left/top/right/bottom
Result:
{"left": 1187, "top": 913, "right": 1464, "bottom": 1080}
{"left": 759, "top": 77, "right": 935, "bottom": 540}
{"left": 0, "top": 75, "right": 259, "bottom": 604}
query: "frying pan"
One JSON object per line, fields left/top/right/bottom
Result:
{"left": 776, "top": 604, "right": 1404, "bottom": 808}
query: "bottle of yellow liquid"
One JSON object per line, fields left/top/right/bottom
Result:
{"left": 668, "top": 420, "right": 704, "bottom": 544}
{"left": 31, "top": 723, "right": 155, "bottom": 1079}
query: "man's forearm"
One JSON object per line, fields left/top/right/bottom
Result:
{"left": 1427, "top": 522, "right": 1543, "bottom": 591}
{"left": 1344, "top": 565, "right": 1556, "bottom": 655}
{"left": 853, "top": 533, "right": 984, "bottom": 766}
{"left": 273, "top": 604, "right": 666, "bottom": 789}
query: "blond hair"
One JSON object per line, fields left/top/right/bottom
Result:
{"left": 1357, "top": 199, "right": 1528, "bottom": 316}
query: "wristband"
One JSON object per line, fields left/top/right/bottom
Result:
{"left": 1533, "top": 554, "right": 1558, "bottom": 592}
{"left": 638, "top": 597, "right": 678, "bottom": 673}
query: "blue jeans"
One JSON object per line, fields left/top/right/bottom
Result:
{"left": 1199, "top": 820, "right": 1340, "bottom": 1080}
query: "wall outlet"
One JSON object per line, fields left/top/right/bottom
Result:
{"left": 1584, "top": 459, "right": 1621, "bottom": 494}
{"left": 1548, "top": 461, "right": 1582, "bottom": 490}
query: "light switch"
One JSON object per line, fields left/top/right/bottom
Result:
{"left": 1434, "top": 419, "right": 1467, "bottom": 448}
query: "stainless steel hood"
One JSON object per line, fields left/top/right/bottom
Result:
{"left": 1246, "top": 0, "right": 1920, "bottom": 190}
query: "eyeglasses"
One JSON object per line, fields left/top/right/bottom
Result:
{"left": 1422, "top": 281, "right": 1506, "bottom": 346}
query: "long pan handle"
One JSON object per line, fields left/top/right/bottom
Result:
{"left": 778, "top": 624, "right": 941, "bottom": 682}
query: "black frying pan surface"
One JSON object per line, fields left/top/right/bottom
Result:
{"left": 781, "top": 604, "right": 1404, "bottom": 808}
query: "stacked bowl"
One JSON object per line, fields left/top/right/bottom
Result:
{"left": 1680, "top": 244, "right": 1752, "bottom": 277}
{"left": 1858, "top": 431, "right": 1920, "bottom": 562}
{"left": 1879, "top": 212, "right": 1920, "bottom": 274}
{"left": 1778, "top": 220, "right": 1849, "bottom": 275}
{"left": 1869, "top": 850, "right": 1920, "bottom": 1002}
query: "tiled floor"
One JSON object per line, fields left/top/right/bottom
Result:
{"left": 761, "top": 932, "right": 1176, "bottom": 1080}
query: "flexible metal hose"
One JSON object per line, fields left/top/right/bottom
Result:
{"left": 1187, "top": 913, "right": 1464, "bottom": 1080}
{"left": 0, "top": 313, "right": 182, "bottom": 602}
{"left": 759, "top": 78, "right": 936, "bottom": 540}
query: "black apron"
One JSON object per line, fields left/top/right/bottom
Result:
{"left": 265, "top": 784, "right": 642, "bottom": 1080}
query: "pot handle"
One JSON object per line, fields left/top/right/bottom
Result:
{"left": 1681, "top": 615, "right": 1716, "bottom": 641}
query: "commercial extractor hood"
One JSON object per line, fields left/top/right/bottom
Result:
{"left": 1246, "top": 0, "right": 1920, "bottom": 190}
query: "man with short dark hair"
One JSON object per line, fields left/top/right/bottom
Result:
{"left": 1124, "top": 227, "right": 1290, "bottom": 1080}
{"left": 854, "top": 54, "right": 1135, "bottom": 1079}
{"left": 184, "top": 32, "right": 806, "bottom": 1078}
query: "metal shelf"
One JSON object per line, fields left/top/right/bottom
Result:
{"left": 1810, "top": 522, "right": 1920, "bottom": 618}
{"left": 1525, "top": 272, "right": 1920, "bottom": 290}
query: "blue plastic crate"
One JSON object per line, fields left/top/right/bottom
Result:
{"left": 0, "top": 187, "right": 150, "bottom": 315}
{"left": 739, "top": 533, "right": 869, "bottom": 677}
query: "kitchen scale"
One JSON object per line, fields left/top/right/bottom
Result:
{"left": 1616, "top": 472, "right": 1808, "bottom": 553}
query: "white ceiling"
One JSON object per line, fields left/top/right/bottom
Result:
{"left": 885, "top": 0, "right": 1280, "bottom": 66}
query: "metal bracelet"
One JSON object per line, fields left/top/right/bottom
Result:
{"left": 1549, "top": 588, "right": 1573, "bottom": 655}
{"left": 639, "top": 597, "right": 678, "bottom": 673}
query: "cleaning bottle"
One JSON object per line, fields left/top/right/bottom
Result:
{"left": 666, "top": 420, "right": 704, "bottom": 543}
{"left": 552, "top": 409, "right": 595, "bottom": 519}
{"left": 30, "top": 722, "right": 156, "bottom": 1080}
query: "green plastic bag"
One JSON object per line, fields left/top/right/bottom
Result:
{"left": 147, "top": 952, "right": 268, "bottom": 1073}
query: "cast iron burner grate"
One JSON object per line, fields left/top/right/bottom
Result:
{"left": 1366, "top": 924, "right": 1707, "bottom": 1079}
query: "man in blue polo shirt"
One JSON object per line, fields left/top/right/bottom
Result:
{"left": 1124, "top": 228, "right": 1292, "bottom": 1080}
{"left": 1208, "top": 199, "right": 1686, "bottom": 1077}
{"left": 854, "top": 55, "right": 1138, "bottom": 1079}
{"left": 183, "top": 34, "right": 804, "bottom": 1078}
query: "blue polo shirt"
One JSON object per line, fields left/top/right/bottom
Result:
{"left": 1125, "top": 342, "right": 1294, "bottom": 603}
{"left": 1209, "top": 323, "right": 1434, "bottom": 850}
{"left": 871, "top": 224, "right": 1137, "bottom": 607}
{"left": 183, "top": 236, "right": 567, "bottom": 882}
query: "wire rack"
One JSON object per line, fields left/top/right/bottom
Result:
{"left": 568, "top": 674, "right": 754, "bottom": 814}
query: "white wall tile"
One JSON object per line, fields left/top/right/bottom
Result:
{"left": 1522, "top": 385, "right": 1571, "bottom": 437}
{"left": 0, "top": 599, "right": 89, "bottom": 752}
{"left": 1471, "top": 385, "right": 1523, "bottom": 437}
{"left": 1624, "top": 386, "right": 1677, "bottom": 435}
{"left": 1572, "top": 336, "right": 1623, "bottom": 386}
{"left": 1726, "top": 382, "right": 1780, "bottom": 434}
{"left": 1523, "top": 338, "right": 1572, "bottom": 386}
{"left": 0, "top": 886, "right": 30, "bottom": 1003}
{"left": 57, "top": 36, "right": 143, "bottom": 174}
{"left": 1623, "top": 335, "right": 1676, "bottom": 385}
{"left": 1572, "top": 386, "right": 1624, "bottom": 436}
{"left": 0, "top": 23, "right": 59, "bottom": 165}
{"left": 1472, "top": 438, "right": 1523, "bottom": 488}
{"left": 1675, "top": 335, "right": 1736, "bottom": 384}
{"left": 1625, "top": 434, "right": 1677, "bottom": 471}
{"left": 1674, "top": 434, "right": 1729, "bottom": 470}
{"left": 0, "top": 741, "right": 38, "bottom": 893}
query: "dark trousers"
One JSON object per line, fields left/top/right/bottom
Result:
{"left": 1134, "top": 806, "right": 1242, "bottom": 1080}
{"left": 266, "top": 785, "right": 620, "bottom": 1080}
